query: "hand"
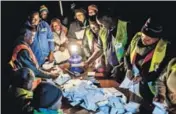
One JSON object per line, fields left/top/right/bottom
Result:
{"left": 83, "top": 61, "right": 89, "bottom": 69}
{"left": 153, "top": 94, "right": 165, "bottom": 103}
{"left": 59, "top": 46, "right": 65, "bottom": 52}
{"left": 48, "top": 51, "right": 54, "bottom": 62}
{"left": 132, "top": 76, "right": 142, "bottom": 84}
{"left": 126, "top": 70, "right": 134, "bottom": 80}
{"left": 77, "top": 40, "right": 82, "bottom": 45}
{"left": 50, "top": 73, "right": 59, "bottom": 80}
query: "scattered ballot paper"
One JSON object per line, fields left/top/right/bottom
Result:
{"left": 153, "top": 101, "right": 168, "bottom": 114}
{"left": 53, "top": 73, "right": 71, "bottom": 85}
{"left": 42, "top": 61, "right": 54, "bottom": 70}
{"left": 71, "top": 62, "right": 84, "bottom": 67}
{"left": 75, "top": 29, "right": 85, "bottom": 40}
{"left": 125, "top": 102, "right": 140, "bottom": 113}
{"left": 119, "top": 76, "right": 133, "bottom": 89}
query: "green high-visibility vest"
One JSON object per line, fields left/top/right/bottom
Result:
{"left": 85, "top": 27, "right": 108, "bottom": 65}
{"left": 130, "top": 32, "right": 168, "bottom": 95}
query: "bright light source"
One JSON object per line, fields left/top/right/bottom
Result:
{"left": 70, "top": 44, "right": 78, "bottom": 53}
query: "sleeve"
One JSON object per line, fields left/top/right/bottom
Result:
{"left": 155, "top": 68, "right": 167, "bottom": 97}
{"left": 124, "top": 45, "right": 132, "bottom": 71}
{"left": 18, "top": 50, "right": 51, "bottom": 79}
{"left": 97, "top": 37, "right": 103, "bottom": 50}
{"left": 46, "top": 22, "right": 54, "bottom": 52}
{"left": 67, "top": 23, "right": 80, "bottom": 42}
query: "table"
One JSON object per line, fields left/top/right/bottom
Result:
{"left": 58, "top": 62, "right": 119, "bottom": 114}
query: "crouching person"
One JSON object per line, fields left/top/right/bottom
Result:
{"left": 32, "top": 82, "right": 63, "bottom": 114}
{"left": 9, "top": 26, "right": 58, "bottom": 86}
{"left": 8, "top": 68, "right": 34, "bottom": 114}
{"left": 154, "top": 58, "right": 176, "bottom": 114}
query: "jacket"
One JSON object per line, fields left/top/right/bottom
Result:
{"left": 124, "top": 32, "right": 174, "bottom": 96}
{"left": 8, "top": 87, "right": 33, "bottom": 114}
{"left": 156, "top": 58, "right": 176, "bottom": 106}
{"left": 25, "top": 20, "right": 54, "bottom": 66}
{"left": 9, "top": 40, "right": 51, "bottom": 79}
{"left": 67, "top": 20, "right": 88, "bottom": 42}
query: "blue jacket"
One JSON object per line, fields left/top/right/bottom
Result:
{"left": 25, "top": 20, "right": 54, "bottom": 66}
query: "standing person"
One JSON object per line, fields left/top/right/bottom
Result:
{"left": 9, "top": 27, "right": 58, "bottom": 79}
{"left": 87, "top": 4, "right": 98, "bottom": 22}
{"left": 39, "top": 5, "right": 49, "bottom": 22}
{"left": 154, "top": 58, "right": 176, "bottom": 114}
{"left": 67, "top": 8, "right": 88, "bottom": 45}
{"left": 123, "top": 17, "right": 174, "bottom": 113}
{"left": 83, "top": 21, "right": 105, "bottom": 72}
{"left": 83, "top": 14, "right": 128, "bottom": 83}
{"left": 32, "top": 82, "right": 63, "bottom": 114}
{"left": 8, "top": 68, "right": 35, "bottom": 114}
{"left": 50, "top": 18, "right": 70, "bottom": 64}
{"left": 25, "top": 11, "right": 55, "bottom": 66}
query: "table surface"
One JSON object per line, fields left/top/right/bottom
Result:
{"left": 58, "top": 62, "right": 119, "bottom": 114}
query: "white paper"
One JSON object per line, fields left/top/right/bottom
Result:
{"left": 42, "top": 61, "right": 54, "bottom": 70}
{"left": 54, "top": 49, "right": 70, "bottom": 64}
{"left": 88, "top": 72, "right": 96, "bottom": 76}
{"left": 71, "top": 62, "right": 84, "bottom": 67}
{"left": 75, "top": 29, "right": 85, "bottom": 40}
{"left": 119, "top": 76, "right": 133, "bottom": 89}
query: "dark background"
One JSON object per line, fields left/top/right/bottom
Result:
{"left": 2, "top": 1, "right": 176, "bottom": 113}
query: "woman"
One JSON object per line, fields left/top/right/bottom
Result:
{"left": 50, "top": 18, "right": 70, "bottom": 63}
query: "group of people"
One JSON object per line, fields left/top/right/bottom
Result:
{"left": 7, "top": 3, "right": 176, "bottom": 114}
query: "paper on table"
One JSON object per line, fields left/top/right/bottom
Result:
{"left": 42, "top": 61, "right": 54, "bottom": 70}
{"left": 88, "top": 72, "right": 96, "bottom": 76}
{"left": 119, "top": 76, "right": 133, "bottom": 89}
{"left": 53, "top": 74, "right": 71, "bottom": 85}
{"left": 75, "top": 29, "right": 85, "bottom": 40}
{"left": 54, "top": 49, "right": 70, "bottom": 64}
{"left": 153, "top": 101, "right": 168, "bottom": 111}
{"left": 71, "top": 62, "right": 84, "bottom": 67}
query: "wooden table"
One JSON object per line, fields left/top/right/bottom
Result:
{"left": 58, "top": 62, "right": 119, "bottom": 114}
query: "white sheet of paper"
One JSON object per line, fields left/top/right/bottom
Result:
{"left": 87, "top": 72, "right": 96, "bottom": 76}
{"left": 75, "top": 29, "right": 85, "bottom": 40}
{"left": 54, "top": 49, "right": 70, "bottom": 64}
{"left": 119, "top": 76, "right": 133, "bottom": 89}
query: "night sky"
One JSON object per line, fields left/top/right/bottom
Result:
{"left": 2, "top": 1, "right": 176, "bottom": 113}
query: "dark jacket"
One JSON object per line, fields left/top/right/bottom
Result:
{"left": 67, "top": 20, "right": 88, "bottom": 42}
{"left": 12, "top": 40, "right": 51, "bottom": 79}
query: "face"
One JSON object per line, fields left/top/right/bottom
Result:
{"left": 31, "top": 13, "right": 40, "bottom": 26}
{"left": 52, "top": 22, "right": 61, "bottom": 31}
{"left": 88, "top": 9, "right": 96, "bottom": 16}
{"left": 41, "top": 11, "right": 48, "bottom": 20}
{"left": 25, "top": 79, "right": 34, "bottom": 90}
{"left": 141, "top": 33, "right": 159, "bottom": 45}
{"left": 75, "top": 12, "right": 85, "bottom": 23}
{"left": 90, "top": 23, "right": 99, "bottom": 34}
{"left": 25, "top": 31, "right": 36, "bottom": 45}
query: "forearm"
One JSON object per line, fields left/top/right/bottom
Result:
{"left": 86, "top": 49, "right": 103, "bottom": 64}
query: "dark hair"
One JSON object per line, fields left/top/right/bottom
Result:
{"left": 28, "top": 11, "right": 39, "bottom": 21}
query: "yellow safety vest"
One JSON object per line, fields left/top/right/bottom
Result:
{"left": 130, "top": 32, "right": 168, "bottom": 95}
{"left": 85, "top": 27, "right": 108, "bottom": 65}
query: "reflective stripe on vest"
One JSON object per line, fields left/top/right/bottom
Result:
{"left": 9, "top": 44, "right": 39, "bottom": 71}
{"left": 130, "top": 32, "right": 168, "bottom": 95}
{"left": 114, "top": 19, "right": 128, "bottom": 62}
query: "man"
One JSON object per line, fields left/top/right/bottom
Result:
{"left": 25, "top": 11, "right": 54, "bottom": 66}
{"left": 84, "top": 14, "right": 128, "bottom": 82}
{"left": 67, "top": 8, "right": 88, "bottom": 45}
{"left": 39, "top": 5, "right": 49, "bottom": 21}
{"left": 88, "top": 4, "right": 98, "bottom": 22}
{"left": 123, "top": 17, "right": 174, "bottom": 113}
{"left": 9, "top": 27, "right": 58, "bottom": 79}
{"left": 32, "top": 82, "right": 63, "bottom": 114}
{"left": 154, "top": 58, "right": 176, "bottom": 114}
{"left": 83, "top": 21, "right": 105, "bottom": 72}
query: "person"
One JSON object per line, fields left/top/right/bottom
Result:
{"left": 83, "top": 21, "right": 105, "bottom": 72}
{"left": 8, "top": 27, "right": 58, "bottom": 79}
{"left": 123, "top": 17, "right": 174, "bottom": 113}
{"left": 39, "top": 5, "right": 49, "bottom": 21}
{"left": 87, "top": 4, "right": 98, "bottom": 22}
{"left": 154, "top": 58, "right": 176, "bottom": 114}
{"left": 50, "top": 18, "right": 70, "bottom": 63}
{"left": 25, "top": 11, "right": 54, "bottom": 66}
{"left": 8, "top": 68, "right": 34, "bottom": 114}
{"left": 32, "top": 82, "right": 63, "bottom": 114}
{"left": 67, "top": 8, "right": 88, "bottom": 45}
{"left": 84, "top": 14, "right": 128, "bottom": 82}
